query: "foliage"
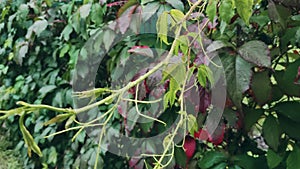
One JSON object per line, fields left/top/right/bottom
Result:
{"left": 0, "top": 131, "right": 23, "bottom": 169}
{"left": 0, "top": 0, "right": 300, "bottom": 169}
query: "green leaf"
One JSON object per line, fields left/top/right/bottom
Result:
{"left": 103, "top": 29, "right": 116, "bottom": 52}
{"left": 163, "top": 78, "right": 180, "bottom": 109}
{"left": 91, "top": 3, "right": 104, "bottom": 25}
{"left": 229, "top": 165, "right": 243, "bottom": 169}
{"left": 60, "top": 24, "right": 73, "bottom": 41}
{"left": 59, "top": 44, "right": 70, "bottom": 58}
{"left": 26, "top": 19, "right": 48, "bottom": 39}
{"left": 117, "top": 0, "right": 138, "bottom": 17}
{"left": 142, "top": 2, "right": 160, "bottom": 22}
{"left": 270, "top": 85, "right": 284, "bottom": 102}
{"left": 163, "top": 60, "right": 186, "bottom": 85}
{"left": 287, "top": 146, "right": 300, "bottom": 169}
{"left": 44, "top": 114, "right": 72, "bottom": 126}
{"left": 243, "top": 107, "right": 264, "bottom": 132}
{"left": 263, "top": 115, "right": 280, "bottom": 151}
{"left": 274, "top": 59, "right": 300, "bottom": 97}
{"left": 268, "top": 1, "right": 290, "bottom": 29}
{"left": 250, "top": 15, "right": 270, "bottom": 28}
{"left": 174, "top": 147, "right": 187, "bottom": 167}
{"left": 291, "top": 15, "right": 300, "bottom": 21}
{"left": 47, "top": 147, "right": 57, "bottom": 164}
{"left": 278, "top": 115, "right": 300, "bottom": 140}
{"left": 163, "top": 135, "right": 172, "bottom": 150}
{"left": 127, "top": 107, "right": 139, "bottom": 131}
{"left": 165, "top": 0, "right": 184, "bottom": 11}
{"left": 234, "top": 0, "right": 253, "bottom": 25}
{"left": 79, "top": 4, "right": 91, "bottom": 19}
{"left": 238, "top": 40, "right": 271, "bottom": 67}
{"left": 174, "top": 35, "right": 189, "bottom": 55}
{"left": 251, "top": 70, "right": 272, "bottom": 105}
{"left": 206, "top": 40, "right": 234, "bottom": 54}
{"left": 232, "top": 154, "right": 268, "bottom": 169}
{"left": 141, "top": 0, "right": 156, "bottom": 5}
{"left": 15, "top": 41, "right": 29, "bottom": 65}
{"left": 19, "top": 112, "right": 43, "bottom": 157}
{"left": 38, "top": 85, "right": 57, "bottom": 98}
{"left": 267, "top": 149, "right": 282, "bottom": 169}
{"left": 211, "top": 162, "right": 227, "bottom": 169}
{"left": 197, "top": 65, "right": 214, "bottom": 87}
{"left": 222, "top": 55, "right": 252, "bottom": 109}
{"left": 206, "top": 0, "right": 218, "bottom": 22}
{"left": 170, "top": 9, "right": 186, "bottom": 29}
{"left": 219, "top": 0, "right": 235, "bottom": 23}
{"left": 274, "top": 101, "right": 300, "bottom": 122}
{"left": 198, "top": 151, "right": 227, "bottom": 169}
{"left": 223, "top": 108, "right": 238, "bottom": 127}
{"left": 187, "top": 114, "right": 198, "bottom": 134}
{"left": 157, "top": 11, "right": 170, "bottom": 45}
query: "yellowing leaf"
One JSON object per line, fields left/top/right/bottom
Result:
{"left": 187, "top": 114, "right": 198, "bottom": 134}
{"left": 19, "top": 112, "right": 43, "bottom": 157}
{"left": 156, "top": 11, "right": 170, "bottom": 45}
{"left": 170, "top": 9, "right": 186, "bottom": 29}
{"left": 44, "top": 113, "right": 72, "bottom": 126}
{"left": 163, "top": 135, "right": 172, "bottom": 149}
{"left": 163, "top": 60, "right": 186, "bottom": 86}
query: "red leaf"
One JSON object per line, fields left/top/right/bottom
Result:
{"left": 107, "top": 1, "right": 127, "bottom": 7}
{"left": 117, "top": 5, "right": 137, "bottom": 34}
{"left": 194, "top": 129, "right": 210, "bottom": 141}
{"left": 183, "top": 136, "right": 196, "bottom": 159}
{"left": 208, "top": 123, "right": 225, "bottom": 145}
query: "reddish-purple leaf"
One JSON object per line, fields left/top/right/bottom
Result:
{"left": 118, "top": 5, "right": 137, "bottom": 34}
{"left": 294, "top": 66, "right": 300, "bottom": 84}
{"left": 128, "top": 46, "right": 154, "bottom": 58}
{"left": 107, "top": 1, "right": 127, "bottom": 7}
